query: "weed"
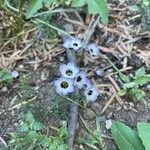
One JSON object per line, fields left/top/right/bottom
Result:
{"left": 9, "top": 111, "right": 68, "bottom": 150}
{"left": 78, "top": 116, "right": 105, "bottom": 150}
{"left": 118, "top": 67, "right": 150, "bottom": 101}
{"left": 19, "top": 75, "right": 34, "bottom": 98}
{"left": 0, "top": 69, "right": 13, "bottom": 83}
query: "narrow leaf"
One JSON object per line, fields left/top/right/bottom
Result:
{"left": 26, "top": 0, "right": 56, "bottom": 18}
{"left": 111, "top": 121, "right": 144, "bottom": 150}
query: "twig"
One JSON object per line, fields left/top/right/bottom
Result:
{"left": 8, "top": 97, "right": 36, "bottom": 111}
{"left": 101, "top": 94, "right": 115, "bottom": 114}
{"left": 59, "top": 30, "right": 78, "bottom": 149}
{"left": 66, "top": 47, "right": 79, "bottom": 150}
{"left": 83, "top": 15, "right": 100, "bottom": 45}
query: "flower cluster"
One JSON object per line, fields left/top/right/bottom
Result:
{"left": 54, "top": 62, "right": 99, "bottom": 102}
{"left": 63, "top": 37, "right": 100, "bottom": 56}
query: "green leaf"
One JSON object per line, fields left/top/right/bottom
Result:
{"left": 135, "top": 67, "right": 146, "bottom": 78}
{"left": 134, "top": 75, "right": 150, "bottom": 86}
{"left": 137, "top": 122, "right": 150, "bottom": 150}
{"left": 111, "top": 121, "right": 145, "bottom": 150}
{"left": 71, "top": 0, "right": 86, "bottom": 7}
{"left": 19, "top": 123, "right": 29, "bottom": 132}
{"left": 129, "top": 5, "right": 139, "bottom": 12}
{"left": 119, "top": 73, "right": 130, "bottom": 83}
{"left": 123, "top": 82, "right": 137, "bottom": 89}
{"left": 118, "top": 89, "right": 126, "bottom": 96}
{"left": 33, "top": 121, "right": 44, "bottom": 131}
{"left": 26, "top": 111, "right": 34, "bottom": 122}
{"left": 26, "top": 0, "right": 56, "bottom": 18}
{"left": 134, "top": 89, "right": 145, "bottom": 101}
{"left": 72, "top": 0, "right": 109, "bottom": 24}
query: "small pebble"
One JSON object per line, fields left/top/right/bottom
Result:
{"left": 105, "top": 119, "right": 112, "bottom": 129}
{"left": 1, "top": 86, "right": 8, "bottom": 92}
{"left": 129, "top": 102, "right": 134, "bottom": 107}
{"left": 107, "top": 112, "right": 113, "bottom": 118}
{"left": 83, "top": 109, "right": 96, "bottom": 120}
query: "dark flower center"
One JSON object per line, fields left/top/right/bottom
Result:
{"left": 66, "top": 69, "right": 73, "bottom": 76}
{"left": 76, "top": 76, "right": 82, "bottom": 82}
{"left": 73, "top": 43, "right": 78, "bottom": 47}
{"left": 88, "top": 90, "right": 93, "bottom": 95}
{"left": 90, "top": 49, "right": 93, "bottom": 53}
{"left": 61, "top": 81, "right": 69, "bottom": 88}
{"left": 83, "top": 84, "right": 87, "bottom": 88}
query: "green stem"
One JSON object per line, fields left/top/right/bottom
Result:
{"left": 33, "top": 8, "right": 76, "bottom": 18}
{"left": 34, "top": 18, "right": 73, "bottom": 38}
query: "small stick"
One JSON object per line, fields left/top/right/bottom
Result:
{"left": 66, "top": 46, "right": 79, "bottom": 150}
{"left": 83, "top": 15, "right": 100, "bottom": 45}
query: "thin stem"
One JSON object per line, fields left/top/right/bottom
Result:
{"left": 33, "top": 8, "right": 76, "bottom": 18}
{"left": 34, "top": 18, "right": 73, "bottom": 38}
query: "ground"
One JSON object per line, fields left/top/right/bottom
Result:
{"left": 0, "top": 0, "right": 150, "bottom": 150}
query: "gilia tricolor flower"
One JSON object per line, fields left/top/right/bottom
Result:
{"left": 87, "top": 43, "right": 100, "bottom": 56}
{"left": 54, "top": 77, "right": 74, "bottom": 95}
{"left": 84, "top": 85, "right": 99, "bottom": 102}
{"left": 83, "top": 79, "right": 92, "bottom": 90}
{"left": 59, "top": 62, "right": 79, "bottom": 79}
{"left": 63, "top": 38, "right": 82, "bottom": 51}
{"left": 74, "top": 71, "right": 87, "bottom": 89}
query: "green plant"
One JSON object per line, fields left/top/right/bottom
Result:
{"left": 9, "top": 111, "right": 68, "bottom": 150}
{"left": 111, "top": 121, "right": 150, "bottom": 150}
{"left": 26, "top": 0, "right": 109, "bottom": 25}
{"left": 0, "top": 69, "right": 13, "bottom": 83}
{"left": 19, "top": 75, "right": 35, "bottom": 98}
{"left": 78, "top": 116, "right": 104, "bottom": 150}
{"left": 118, "top": 67, "right": 150, "bottom": 101}
{"left": 71, "top": 0, "right": 109, "bottom": 24}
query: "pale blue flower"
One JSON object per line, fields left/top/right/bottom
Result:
{"left": 84, "top": 85, "right": 99, "bottom": 102}
{"left": 83, "top": 79, "right": 92, "bottom": 90}
{"left": 54, "top": 77, "right": 74, "bottom": 95}
{"left": 74, "top": 71, "right": 87, "bottom": 89}
{"left": 59, "top": 62, "right": 79, "bottom": 79}
{"left": 11, "top": 70, "right": 19, "bottom": 78}
{"left": 63, "top": 38, "right": 82, "bottom": 51}
{"left": 95, "top": 69, "right": 103, "bottom": 76}
{"left": 87, "top": 43, "right": 100, "bottom": 56}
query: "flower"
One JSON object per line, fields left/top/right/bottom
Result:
{"left": 69, "top": 38, "right": 82, "bottom": 51}
{"left": 11, "top": 70, "right": 19, "bottom": 78}
{"left": 54, "top": 77, "right": 74, "bottom": 95}
{"left": 95, "top": 69, "right": 103, "bottom": 77}
{"left": 84, "top": 85, "right": 99, "bottom": 102}
{"left": 82, "top": 79, "right": 92, "bottom": 90}
{"left": 63, "top": 38, "right": 71, "bottom": 49}
{"left": 87, "top": 43, "right": 100, "bottom": 56}
{"left": 74, "top": 71, "right": 87, "bottom": 89}
{"left": 59, "top": 62, "right": 79, "bottom": 79}
{"left": 63, "top": 38, "right": 82, "bottom": 51}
